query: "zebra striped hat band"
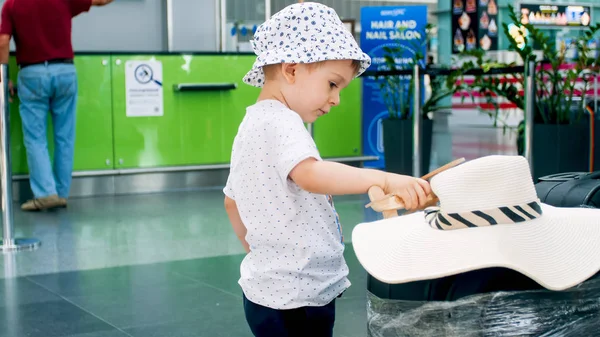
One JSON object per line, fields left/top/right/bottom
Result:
{"left": 424, "top": 200, "right": 543, "bottom": 230}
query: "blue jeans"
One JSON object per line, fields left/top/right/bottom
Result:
{"left": 17, "top": 63, "right": 77, "bottom": 199}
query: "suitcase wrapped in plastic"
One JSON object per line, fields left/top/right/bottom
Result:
{"left": 534, "top": 171, "right": 600, "bottom": 208}
{"left": 366, "top": 170, "right": 600, "bottom": 336}
{"left": 367, "top": 276, "right": 600, "bottom": 337}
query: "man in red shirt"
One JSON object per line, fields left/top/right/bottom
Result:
{"left": 0, "top": 0, "right": 113, "bottom": 211}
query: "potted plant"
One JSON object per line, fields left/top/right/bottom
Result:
{"left": 502, "top": 5, "right": 600, "bottom": 180}
{"left": 453, "top": 5, "right": 599, "bottom": 180}
{"left": 378, "top": 24, "right": 460, "bottom": 176}
{"left": 451, "top": 48, "right": 524, "bottom": 130}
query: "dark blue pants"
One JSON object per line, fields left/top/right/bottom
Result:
{"left": 243, "top": 294, "right": 336, "bottom": 337}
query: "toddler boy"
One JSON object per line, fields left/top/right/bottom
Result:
{"left": 224, "top": 3, "right": 431, "bottom": 336}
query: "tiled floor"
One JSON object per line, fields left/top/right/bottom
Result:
{"left": 0, "top": 192, "right": 374, "bottom": 337}
{"left": 11, "top": 247, "right": 367, "bottom": 337}
{"left": 0, "top": 117, "right": 519, "bottom": 337}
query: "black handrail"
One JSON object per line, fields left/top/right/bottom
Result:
{"left": 361, "top": 66, "right": 525, "bottom": 78}
{"left": 173, "top": 83, "right": 237, "bottom": 92}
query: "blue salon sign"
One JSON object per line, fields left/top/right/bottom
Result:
{"left": 360, "top": 6, "right": 428, "bottom": 169}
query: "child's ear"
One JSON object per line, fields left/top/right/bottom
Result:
{"left": 281, "top": 63, "right": 298, "bottom": 84}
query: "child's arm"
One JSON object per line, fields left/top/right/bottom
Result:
{"left": 289, "top": 158, "right": 431, "bottom": 211}
{"left": 224, "top": 196, "right": 250, "bottom": 253}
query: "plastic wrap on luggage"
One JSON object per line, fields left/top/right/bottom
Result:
{"left": 367, "top": 277, "right": 600, "bottom": 337}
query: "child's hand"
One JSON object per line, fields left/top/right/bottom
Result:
{"left": 383, "top": 174, "right": 432, "bottom": 211}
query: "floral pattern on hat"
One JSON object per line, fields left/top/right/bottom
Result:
{"left": 243, "top": 2, "right": 372, "bottom": 88}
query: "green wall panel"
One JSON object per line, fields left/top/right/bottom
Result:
{"left": 8, "top": 57, "right": 27, "bottom": 174}
{"left": 313, "top": 79, "right": 362, "bottom": 158}
{"left": 110, "top": 54, "right": 259, "bottom": 168}
{"left": 9, "top": 53, "right": 364, "bottom": 174}
{"left": 109, "top": 54, "right": 362, "bottom": 169}
{"left": 9, "top": 55, "right": 114, "bottom": 174}
{"left": 71, "top": 56, "right": 115, "bottom": 171}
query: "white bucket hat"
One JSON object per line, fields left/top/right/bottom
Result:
{"left": 352, "top": 155, "right": 600, "bottom": 291}
{"left": 243, "top": 2, "right": 371, "bottom": 87}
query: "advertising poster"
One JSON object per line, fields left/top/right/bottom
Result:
{"left": 360, "top": 6, "right": 428, "bottom": 169}
{"left": 477, "top": 0, "right": 499, "bottom": 51}
{"left": 519, "top": 4, "right": 592, "bottom": 27}
{"left": 452, "top": 0, "right": 498, "bottom": 53}
{"left": 125, "top": 60, "right": 164, "bottom": 117}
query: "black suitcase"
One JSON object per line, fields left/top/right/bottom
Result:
{"left": 535, "top": 171, "right": 600, "bottom": 208}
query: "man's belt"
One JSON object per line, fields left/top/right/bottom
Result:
{"left": 19, "top": 58, "right": 74, "bottom": 69}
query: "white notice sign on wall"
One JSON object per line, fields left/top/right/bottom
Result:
{"left": 125, "top": 60, "right": 164, "bottom": 117}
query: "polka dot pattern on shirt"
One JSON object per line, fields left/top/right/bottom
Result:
{"left": 224, "top": 99, "right": 349, "bottom": 310}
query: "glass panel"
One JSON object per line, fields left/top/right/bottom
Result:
{"left": 269, "top": 0, "right": 434, "bottom": 42}
{"left": 224, "top": 0, "right": 267, "bottom": 52}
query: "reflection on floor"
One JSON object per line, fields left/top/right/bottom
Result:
{"left": 0, "top": 119, "right": 518, "bottom": 337}
{"left": 0, "top": 247, "right": 369, "bottom": 337}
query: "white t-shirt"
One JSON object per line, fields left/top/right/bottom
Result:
{"left": 224, "top": 99, "right": 350, "bottom": 310}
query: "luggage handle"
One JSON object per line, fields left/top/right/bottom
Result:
{"left": 540, "top": 171, "right": 600, "bottom": 182}
{"left": 586, "top": 171, "right": 600, "bottom": 180}
{"left": 366, "top": 158, "right": 466, "bottom": 219}
{"left": 573, "top": 171, "right": 600, "bottom": 180}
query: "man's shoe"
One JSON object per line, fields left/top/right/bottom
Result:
{"left": 21, "top": 195, "right": 64, "bottom": 212}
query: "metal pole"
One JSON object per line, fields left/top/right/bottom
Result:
{"left": 524, "top": 59, "right": 536, "bottom": 170}
{"left": 307, "top": 123, "right": 314, "bottom": 138}
{"left": 0, "top": 64, "right": 40, "bottom": 252}
{"left": 298, "top": 0, "right": 308, "bottom": 137}
{"left": 220, "top": 0, "right": 227, "bottom": 52}
{"left": 165, "top": 0, "right": 174, "bottom": 52}
{"left": 412, "top": 65, "right": 422, "bottom": 177}
{"left": 214, "top": 0, "right": 221, "bottom": 51}
{"left": 594, "top": 75, "right": 598, "bottom": 116}
{"left": 265, "top": 0, "right": 271, "bottom": 20}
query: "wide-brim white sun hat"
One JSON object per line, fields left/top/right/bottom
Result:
{"left": 243, "top": 2, "right": 371, "bottom": 88}
{"left": 352, "top": 155, "right": 600, "bottom": 291}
